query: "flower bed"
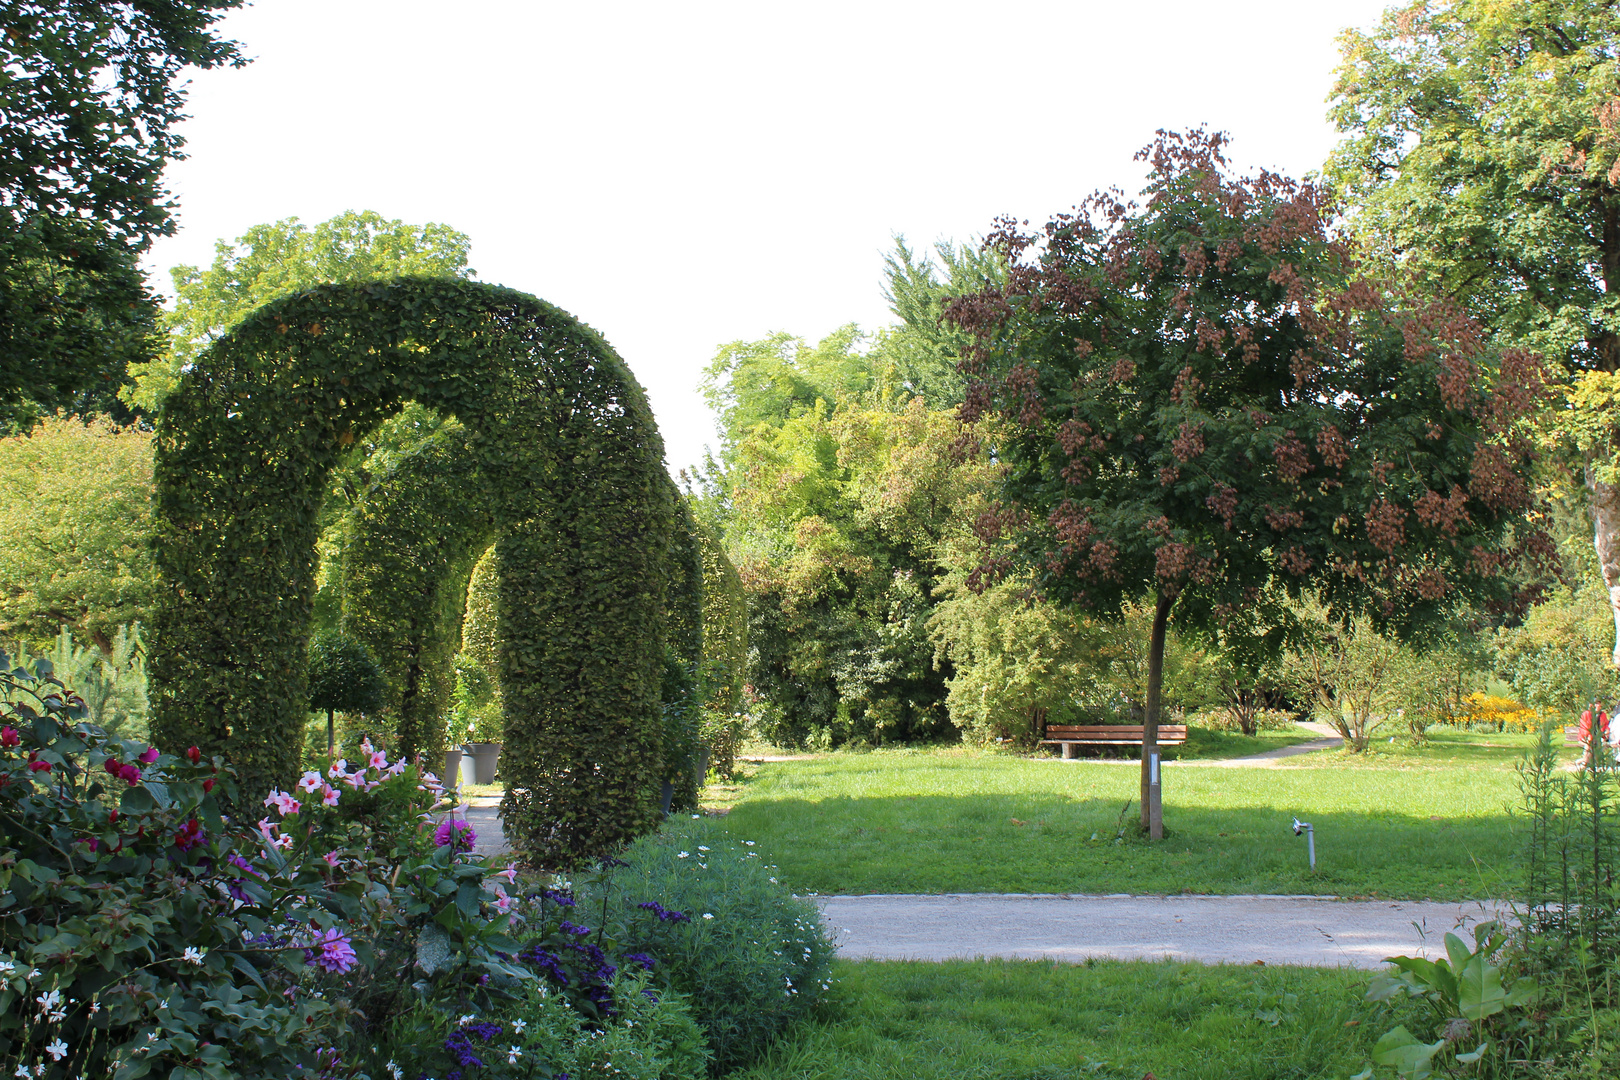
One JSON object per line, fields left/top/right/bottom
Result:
{"left": 1, "top": 656, "right": 831, "bottom": 1079}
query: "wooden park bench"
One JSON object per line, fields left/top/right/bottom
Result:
{"left": 1040, "top": 724, "right": 1187, "bottom": 759}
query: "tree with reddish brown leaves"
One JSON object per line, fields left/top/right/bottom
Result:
{"left": 945, "top": 129, "right": 1551, "bottom": 838}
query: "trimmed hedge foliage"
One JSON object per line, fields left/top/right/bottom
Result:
{"left": 149, "top": 277, "right": 692, "bottom": 865}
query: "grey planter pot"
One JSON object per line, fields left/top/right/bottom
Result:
{"left": 462, "top": 742, "right": 502, "bottom": 785}
{"left": 442, "top": 748, "right": 463, "bottom": 790}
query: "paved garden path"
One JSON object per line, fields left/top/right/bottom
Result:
{"left": 816, "top": 892, "right": 1509, "bottom": 970}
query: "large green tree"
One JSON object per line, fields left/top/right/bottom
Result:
{"left": 1326, "top": 0, "right": 1620, "bottom": 660}
{"left": 125, "top": 210, "right": 475, "bottom": 412}
{"left": 0, "top": 415, "right": 155, "bottom": 651}
{"left": 0, "top": 0, "right": 245, "bottom": 428}
{"left": 945, "top": 129, "right": 1547, "bottom": 836}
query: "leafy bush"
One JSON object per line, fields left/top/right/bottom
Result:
{"left": 0, "top": 651, "right": 543, "bottom": 1079}
{"left": 1494, "top": 586, "right": 1618, "bottom": 716}
{"left": 370, "top": 972, "right": 709, "bottom": 1080}
{"left": 585, "top": 819, "right": 835, "bottom": 1073}
{"left": 1196, "top": 707, "right": 1297, "bottom": 733}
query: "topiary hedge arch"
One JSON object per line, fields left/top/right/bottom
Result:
{"left": 150, "top": 277, "right": 692, "bottom": 865}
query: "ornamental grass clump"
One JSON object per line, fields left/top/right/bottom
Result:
{"left": 583, "top": 820, "right": 835, "bottom": 1073}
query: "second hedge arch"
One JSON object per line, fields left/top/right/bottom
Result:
{"left": 150, "top": 277, "right": 687, "bottom": 864}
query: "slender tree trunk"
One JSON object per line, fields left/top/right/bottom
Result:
{"left": 1140, "top": 590, "right": 1176, "bottom": 840}
{"left": 1587, "top": 466, "right": 1620, "bottom": 668}
{"left": 327, "top": 707, "right": 336, "bottom": 763}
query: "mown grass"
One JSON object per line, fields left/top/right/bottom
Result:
{"left": 701, "top": 732, "right": 1567, "bottom": 899}
{"left": 731, "top": 957, "right": 1380, "bottom": 1080}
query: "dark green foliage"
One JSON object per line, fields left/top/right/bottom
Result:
{"left": 306, "top": 628, "right": 386, "bottom": 759}
{"left": 590, "top": 820, "right": 836, "bottom": 1073}
{"left": 306, "top": 628, "right": 386, "bottom": 718}
{"left": 148, "top": 277, "right": 692, "bottom": 866}
{"left": 0, "top": 0, "right": 244, "bottom": 427}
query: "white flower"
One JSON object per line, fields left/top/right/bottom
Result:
{"left": 676, "top": 851, "right": 689, "bottom": 859}
{"left": 44, "top": 1040, "right": 67, "bottom": 1062}
{"left": 181, "top": 947, "right": 205, "bottom": 966}
{"left": 0, "top": 959, "right": 13, "bottom": 976}
{"left": 14, "top": 1065, "right": 29, "bottom": 1079}
{"left": 35, "top": 989, "right": 62, "bottom": 1017}
{"left": 458, "top": 1014, "right": 477, "bottom": 1025}
{"left": 386, "top": 1061, "right": 403, "bottom": 1080}
{"left": 702, "top": 913, "right": 714, "bottom": 920}
{"left": 744, "top": 841, "right": 755, "bottom": 846}
{"left": 697, "top": 845, "right": 709, "bottom": 851}
{"left": 511, "top": 1018, "right": 527, "bottom": 1033}
{"left": 769, "top": 877, "right": 778, "bottom": 883}
{"left": 507, "top": 1046, "right": 522, "bottom": 1065}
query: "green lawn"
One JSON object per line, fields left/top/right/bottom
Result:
{"left": 732, "top": 958, "right": 1380, "bottom": 1080}
{"left": 702, "top": 732, "right": 1563, "bottom": 900}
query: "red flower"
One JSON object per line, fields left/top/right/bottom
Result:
{"left": 0, "top": 725, "right": 18, "bottom": 748}
{"left": 138, "top": 747, "right": 159, "bottom": 765}
{"left": 28, "top": 761, "right": 51, "bottom": 773}
{"left": 187, "top": 746, "right": 201, "bottom": 764}
{"left": 104, "top": 758, "right": 123, "bottom": 776}
{"left": 118, "top": 764, "right": 141, "bottom": 785}
{"left": 202, "top": 778, "right": 215, "bottom": 793}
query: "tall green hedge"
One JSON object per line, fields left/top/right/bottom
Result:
{"left": 149, "top": 277, "right": 686, "bottom": 865}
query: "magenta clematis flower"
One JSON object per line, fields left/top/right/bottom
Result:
{"left": 139, "top": 746, "right": 159, "bottom": 764}
{"left": 1, "top": 725, "right": 19, "bottom": 748}
{"left": 434, "top": 818, "right": 477, "bottom": 853}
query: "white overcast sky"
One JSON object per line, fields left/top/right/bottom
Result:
{"left": 144, "top": 0, "right": 1397, "bottom": 475}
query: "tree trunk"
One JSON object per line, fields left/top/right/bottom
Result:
{"left": 327, "top": 707, "right": 336, "bottom": 764}
{"left": 1140, "top": 590, "right": 1176, "bottom": 840}
{"left": 1587, "top": 466, "right": 1620, "bottom": 668}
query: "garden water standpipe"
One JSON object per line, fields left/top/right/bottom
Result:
{"left": 1292, "top": 817, "right": 1315, "bottom": 871}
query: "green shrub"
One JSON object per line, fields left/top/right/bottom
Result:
{"left": 369, "top": 972, "right": 709, "bottom": 1080}
{"left": 587, "top": 819, "right": 835, "bottom": 1073}
{"left": 1195, "top": 706, "right": 1297, "bottom": 733}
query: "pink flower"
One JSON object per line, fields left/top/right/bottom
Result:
{"left": 495, "top": 863, "right": 519, "bottom": 885}
{"left": 330, "top": 759, "right": 348, "bottom": 775}
{"left": 420, "top": 772, "right": 443, "bottom": 794}
{"left": 368, "top": 750, "right": 388, "bottom": 770}
{"left": 387, "top": 760, "right": 406, "bottom": 776}
{"left": 0, "top": 725, "right": 18, "bottom": 748}
{"left": 321, "top": 784, "right": 340, "bottom": 807}
{"left": 263, "top": 789, "right": 301, "bottom": 816}
{"left": 118, "top": 763, "right": 141, "bottom": 785}
{"left": 302, "top": 928, "right": 357, "bottom": 973}
{"left": 139, "top": 746, "right": 159, "bottom": 765}
{"left": 323, "top": 850, "right": 340, "bottom": 867}
{"left": 493, "top": 886, "right": 512, "bottom": 914}
{"left": 297, "top": 771, "right": 322, "bottom": 793}
{"left": 359, "top": 737, "right": 374, "bottom": 756}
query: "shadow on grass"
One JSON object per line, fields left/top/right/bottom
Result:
{"left": 717, "top": 788, "right": 1522, "bottom": 901}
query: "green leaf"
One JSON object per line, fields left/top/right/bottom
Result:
{"left": 1372, "top": 1026, "right": 1445, "bottom": 1079}
{"left": 1457, "top": 954, "right": 1505, "bottom": 1021}
{"left": 1455, "top": 1041, "right": 1489, "bottom": 1064}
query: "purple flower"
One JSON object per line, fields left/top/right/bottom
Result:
{"left": 540, "top": 887, "right": 576, "bottom": 907}
{"left": 303, "top": 928, "right": 357, "bottom": 973}
{"left": 625, "top": 952, "right": 655, "bottom": 972}
{"left": 637, "top": 900, "right": 690, "bottom": 923}
{"left": 557, "top": 920, "right": 591, "bottom": 937}
{"left": 434, "top": 817, "right": 477, "bottom": 852}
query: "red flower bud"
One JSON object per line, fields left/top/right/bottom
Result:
{"left": 202, "top": 778, "right": 215, "bottom": 793}
{"left": 28, "top": 760, "right": 51, "bottom": 773}
{"left": 108, "top": 810, "right": 119, "bottom": 824}
{"left": 187, "top": 746, "right": 201, "bottom": 764}
{"left": 104, "top": 758, "right": 122, "bottom": 776}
